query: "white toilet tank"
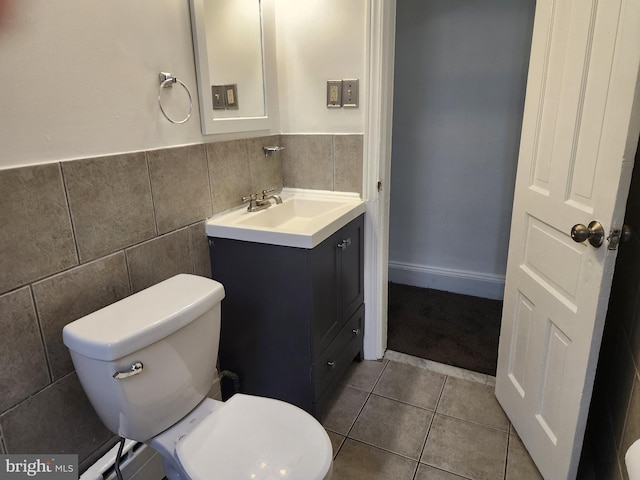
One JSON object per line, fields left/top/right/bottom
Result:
{"left": 63, "top": 274, "right": 225, "bottom": 442}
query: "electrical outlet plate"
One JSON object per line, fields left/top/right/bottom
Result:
{"left": 224, "top": 84, "right": 238, "bottom": 109}
{"left": 342, "top": 79, "right": 359, "bottom": 108}
{"left": 211, "top": 85, "right": 225, "bottom": 110}
{"left": 327, "top": 80, "right": 343, "bottom": 108}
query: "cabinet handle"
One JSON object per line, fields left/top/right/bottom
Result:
{"left": 327, "top": 361, "right": 336, "bottom": 368}
{"left": 352, "top": 328, "right": 361, "bottom": 336}
{"left": 337, "top": 238, "right": 352, "bottom": 250}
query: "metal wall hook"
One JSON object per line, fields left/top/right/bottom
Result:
{"left": 263, "top": 146, "right": 285, "bottom": 157}
{"left": 157, "top": 72, "right": 193, "bottom": 124}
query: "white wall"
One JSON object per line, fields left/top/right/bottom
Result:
{"left": 388, "top": 0, "right": 536, "bottom": 299}
{"left": 273, "top": 0, "right": 366, "bottom": 134}
{"left": 0, "top": 0, "right": 210, "bottom": 169}
{"left": 0, "top": 0, "right": 367, "bottom": 170}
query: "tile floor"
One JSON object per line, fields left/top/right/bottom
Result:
{"left": 321, "top": 351, "right": 543, "bottom": 480}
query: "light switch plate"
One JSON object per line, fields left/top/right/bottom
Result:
{"left": 327, "top": 80, "right": 343, "bottom": 108}
{"left": 211, "top": 85, "right": 225, "bottom": 110}
{"left": 342, "top": 79, "right": 359, "bottom": 108}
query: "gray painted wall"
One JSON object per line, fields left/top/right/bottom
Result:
{"left": 389, "top": 0, "right": 536, "bottom": 299}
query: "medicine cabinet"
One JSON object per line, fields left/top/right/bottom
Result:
{"left": 189, "top": 0, "right": 275, "bottom": 134}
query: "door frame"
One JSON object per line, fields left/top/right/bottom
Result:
{"left": 362, "top": 0, "right": 396, "bottom": 359}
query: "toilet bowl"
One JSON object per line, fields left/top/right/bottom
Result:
{"left": 62, "top": 274, "right": 333, "bottom": 480}
{"left": 626, "top": 439, "right": 640, "bottom": 480}
{"left": 150, "top": 394, "right": 332, "bottom": 480}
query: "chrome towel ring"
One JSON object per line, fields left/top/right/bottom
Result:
{"left": 157, "top": 72, "right": 193, "bottom": 124}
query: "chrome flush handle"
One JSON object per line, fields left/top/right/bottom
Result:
{"left": 113, "top": 361, "right": 144, "bottom": 379}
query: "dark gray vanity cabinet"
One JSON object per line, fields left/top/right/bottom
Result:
{"left": 209, "top": 214, "right": 364, "bottom": 418}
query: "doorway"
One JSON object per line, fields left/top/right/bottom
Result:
{"left": 386, "top": 0, "right": 536, "bottom": 374}
{"left": 368, "top": 1, "right": 640, "bottom": 471}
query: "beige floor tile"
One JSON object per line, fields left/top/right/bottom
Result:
{"left": 384, "top": 350, "right": 493, "bottom": 385}
{"left": 331, "top": 439, "right": 417, "bottom": 480}
{"left": 422, "top": 414, "right": 508, "bottom": 480}
{"left": 373, "top": 360, "right": 445, "bottom": 410}
{"left": 414, "top": 464, "right": 468, "bottom": 480}
{"left": 350, "top": 394, "right": 432, "bottom": 460}
{"left": 320, "top": 354, "right": 546, "bottom": 480}
{"left": 506, "top": 435, "right": 543, "bottom": 480}
{"left": 342, "top": 359, "right": 389, "bottom": 392}
{"left": 327, "top": 431, "right": 345, "bottom": 459}
{"left": 321, "top": 384, "right": 369, "bottom": 436}
{"left": 437, "top": 376, "right": 509, "bottom": 431}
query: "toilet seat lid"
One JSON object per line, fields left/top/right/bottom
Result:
{"left": 176, "top": 394, "right": 333, "bottom": 480}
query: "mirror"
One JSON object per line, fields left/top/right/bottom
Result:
{"left": 189, "top": 0, "right": 272, "bottom": 134}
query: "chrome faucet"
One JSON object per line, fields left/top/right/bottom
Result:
{"left": 242, "top": 193, "right": 269, "bottom": 212}
{"left": 242, "top": 189, "right": 283, "bottom": 212}
{"left": 261, "top": 189, "right": 282, "bottom": 205}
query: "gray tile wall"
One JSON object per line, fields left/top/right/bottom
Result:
{"left": 0, "top": 164, "right": 78, "bottom": 293}
{"left": 282, "top": 134, "right": 363, "bottom": 195}
{"left": 0, "top": 133, "right": 363, "bottom": 471}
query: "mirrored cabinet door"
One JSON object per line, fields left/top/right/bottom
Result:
{"left": 189, "top": 0, "right": 275, "bottom": 134}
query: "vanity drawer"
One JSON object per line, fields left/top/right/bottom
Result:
{"left": 314, "top": 314, "right": 365, "bottom": 416}
{"left": 313, "top": 304, "right": 364, "bottom": 400}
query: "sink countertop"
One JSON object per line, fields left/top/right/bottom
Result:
{"left": 205, "top": 188, "right": 365, "bottom": 248}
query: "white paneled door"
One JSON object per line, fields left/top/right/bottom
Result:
{"left": 495, "top": 1, "right": 640, "bottom": 479}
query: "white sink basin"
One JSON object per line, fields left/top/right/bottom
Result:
{"left": 206, "top": 189, "right": 365, "bottom": 248}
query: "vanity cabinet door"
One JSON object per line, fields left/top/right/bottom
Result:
{"left": 339, "top": 215, "right": 364, "bottom": 323}
{"left": 310, "top": 229, "right": 341, "bottom": 359}
{"left": 310, "top": 215, "right": 364, "bottom": 359}
{"left": 211, "top": 238, "right": 313, "bottom": 409}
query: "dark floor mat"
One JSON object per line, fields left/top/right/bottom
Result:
{"left": 387, "top": 283, "right": 503, "bottom": 376}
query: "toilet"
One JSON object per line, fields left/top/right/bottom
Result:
{"left": 62, "top": 274, "right": 333, "bottom": 480}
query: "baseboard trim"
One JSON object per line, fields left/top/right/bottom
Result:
{"left": 388, "top": 261, "right": 505, "bottom": 300}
